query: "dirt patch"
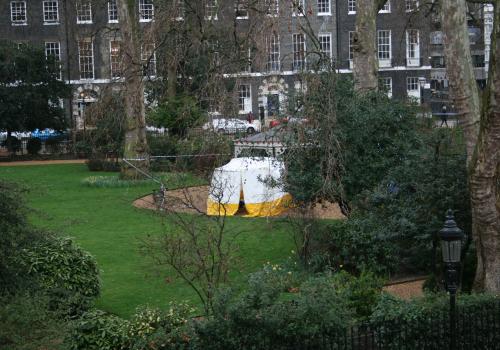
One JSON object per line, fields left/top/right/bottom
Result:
{"left": 133, "top": 186, "right": 345, "bottom": 220}
{"left": 133, "top": 186, "right": 209, "bottom": 215}
{"left": 0, "top": 159, "right": 86, "bottom": 166}
{"left": 383, "top": 278, "right": 426, "bottom": 300}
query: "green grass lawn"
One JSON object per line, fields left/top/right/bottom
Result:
{"left": 0, "top": 164, "right": 294, "bottom": 318}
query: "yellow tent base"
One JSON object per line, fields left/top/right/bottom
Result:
{"left": 207, "top": 194, "right": 293, "bottom": 217}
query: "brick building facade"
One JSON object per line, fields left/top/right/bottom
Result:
{"left": 0, "top": 0, "right": 489, "bottom": 128}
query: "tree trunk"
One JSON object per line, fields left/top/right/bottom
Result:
{"left": 441, "top": 0, "right": 481, "bottom": 164}
{"left": 442, "top": 0, "right": 500, "bottom": 292}
{"left": 352, "top": 0, "right": 388, "bottom": 92}
{"left": 353, "top": 0, "right": 379, "bottom": 92}
{"left": 117, "top": 0, "right": 150, "bottom": 179}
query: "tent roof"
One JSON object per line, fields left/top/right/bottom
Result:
{"left": 218, "top": 157, "right": 282, "bottom": 172}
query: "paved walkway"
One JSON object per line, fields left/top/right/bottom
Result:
{"left": 0, "top": 159, "right": 86, "bottom": 166}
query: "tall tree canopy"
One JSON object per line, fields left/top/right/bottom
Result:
{"left": 0, "top": 41, "right": 69, "bottom": 133}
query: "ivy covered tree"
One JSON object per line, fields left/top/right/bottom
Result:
{"left": 0, "top": 41, "right": 69, "bottom": 144}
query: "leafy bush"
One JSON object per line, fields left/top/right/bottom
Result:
{"left": 191, "top": 268, "right": 383, "bottom": 349}
{"left": 26, "top": 138, "right": 42, "bottom": 155}
{"left": 368, "top": 293, "right": 500, "bottom": 349}
{"left": 2, "top": 136, "right": 21, "bottom": 153}
{"left": 148, "top": 95, "right": 204, "bottom": 136}
{"left": 127, "top": 304, "right": 193, "bottom": 350}
{"left": 284, "top": 77, "right": 421, "bottom": 207}
{"left": 74, "top": 140, "right": 92, "bottom": 157}
{"left": 0, "top": 293, "right": 68, "bottom": 350}
{"left": 67, "top": 304, "right": 193, "bottom": 350}
{"left": 0, "top": 180, "right": 38, "bottom": 294}
{"left": 175, "top": 133, "right": 232, "bottom": 174}
{"left": 16, "top": 235, "right": 100, "bottom": 299}
{"left": 86, "top": 158, "right": 120, "bottom": 172}
{"left": 45, "top": 137, "right": 62, "bottom": 154}
{"left": 67, "top": 309, "right": 129, "bottom": 350}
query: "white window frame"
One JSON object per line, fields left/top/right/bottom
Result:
{"left": 406, "top": 0, "right": 418, "bottom": 12}
{"left": 45, "top": 41, "right": 62, "bottom": 79}
{"left": 379, "top": 77, "right": 392, "bottom": 98}
{"left": 244, "top": 47, "right": 252, "bottom": 73}
{"left": 379, "top": 1, "right": 390, "bottom": 13}
{"left": 235, "top": 0, "right": 248, "bottom": 19}
{"left": 205, "top": 0, "right": 218, "bottom": 20}
{"left": 318, "top": 33, "right": 332, "bottom": 61}
{"left": 175, "top": 0, "right": 184, "bottom": 20}
{"left": 318, "top": 0, "right": 331, "bottom": 15}
{"left": 238, "top": 84, "right": 252, "bottom": 114}
{"left": 292, "top": 0, "right": 305, "bottom": 16}
{"left": 267, "top": 33, "right": 280, "bottom": 72}
{"left": 407, "top": 77, "right": 421, "bottom": 100}
{"left": 265, "top": 0, "right": 279, "bottom": 17}
{"left": 141, "top": 43, "right": 157, "bottom": 78}
{"left": 76, "top": 1, "right": 92, "bottom": 24}
{"left": 293, "top": 33, "right": 306, "bottom": 71}
{"left": 377, "top": 30, "right": 392, "bottom": 68}
{"left": 348, "top": 0, "right": 355, "bottom": 14}
{"left": 78, "top": 39, "right": 94, "bottom": 80}
{"left": 108, "top": 0, "right": 118, "bottom": 23}
{"left": 43, "top": 1, "right": 59, "bottom": 24}
{"left": 139, "top": 0, "right": 154, "bottom": 22}
{"left": 348, "top": 31, "right": 354, "bottom": 69}
{"left": 406, "top": 29, "right": 420, "bottom": 67}
{"left": 110, "top": 40, "right": 122, "bottom": 79}
{"left": 10, "top": 1, "right": 27, "bottom": 25}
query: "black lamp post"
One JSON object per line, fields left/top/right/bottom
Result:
{"left": 438, "top": 209, "right": 464, "bottom": 350}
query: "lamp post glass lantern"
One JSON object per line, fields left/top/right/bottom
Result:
{"left": 439, "top": 209, "right": 464, "bottom": 265}
{"left": 438, "top": 209, "right": 464, "bottom": 349}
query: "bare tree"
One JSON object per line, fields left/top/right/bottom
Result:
{"left": 142, "top": 164, "right": 241, "bottom": 316}
{"left": 441, "top": 0, "right": 500, "bottom": 291}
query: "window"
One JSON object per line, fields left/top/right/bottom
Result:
{"left": 292, "top": 0, "right": 305, "bottom": 16}
{"left": 379, "top": 1, "right": 390, "bottom": 13}
{"left": 348, "top": 31, "right": 354, "bottom": 67}
{"left": 235, "top": 0, "right": 248, "bottom": 18}
{"left": 318, "top": 33, "right": 332, "bottom": 61}
{"left": 110, "top": 40, "right": 121, "bottom": 78}
{"left": 377, "top": 30, "right": 391, "bottom": 67}
{"left": 43, "top": 1, "right": 59, "bottom": 24}
{"left": 348, "top": 0, "right": 355, "bottom": 14}
{"left": 293, "top": 33, "right": 306, "bottom": 71}
{"left": 139, "top": 0, "right": 154, "bottom": 22}
{"left": 76, "top": 1, "right": 92, "bottom": 23}
{"left": 406, "top": 0, "right": 418, "bottom": 12}
{"left": 175, "top": 0, "right": 185, "bottom": 19}
{"left": 318, "top": 0, "right": 330, "bottom": 15}
{"left": 238, "top": 84, "right": 251, "bottom": 113}
{"left": 141, "top": 44, "right": 156, "bottom": 77}
{"left": 379, "top": 77, "right": 392, "bottom": 97}
{"left": 205, "top": 0, "right": 218, "bottom": 20}
{"left": 45, "top": 42, "right": 61, "bottom": 79}
{"left": 266, "top": 33, "right": 280, "bottom": 71}
{"left": 10, "top": 1, "right": 27, "bottom": 25}
{"left": 78, "top": 39, "right": 94, "bottom": 79}
{"left": 243, "top": 47, "right": 252, "bottom": 72}
{"left": 407, "top": 77, "right": 419, "bottom": 91}
{"left": 207, "top": 40, "right": 220, "bottom": 66}
{"left": 265, "top": 0, "right": 278, "bottom": 16}
{"left": 406, "top": 29, "right": 420, "bottom": 66}
{"left": 108, "top": 0, "right": 118, "bottom": 23}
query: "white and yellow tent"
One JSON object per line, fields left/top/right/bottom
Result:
{"left": 207, "top": 157, "right": 292, "bottom": 217}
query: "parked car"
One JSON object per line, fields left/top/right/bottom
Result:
{"left": 203, "top": 118, "right": 260, "bottom": 134}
